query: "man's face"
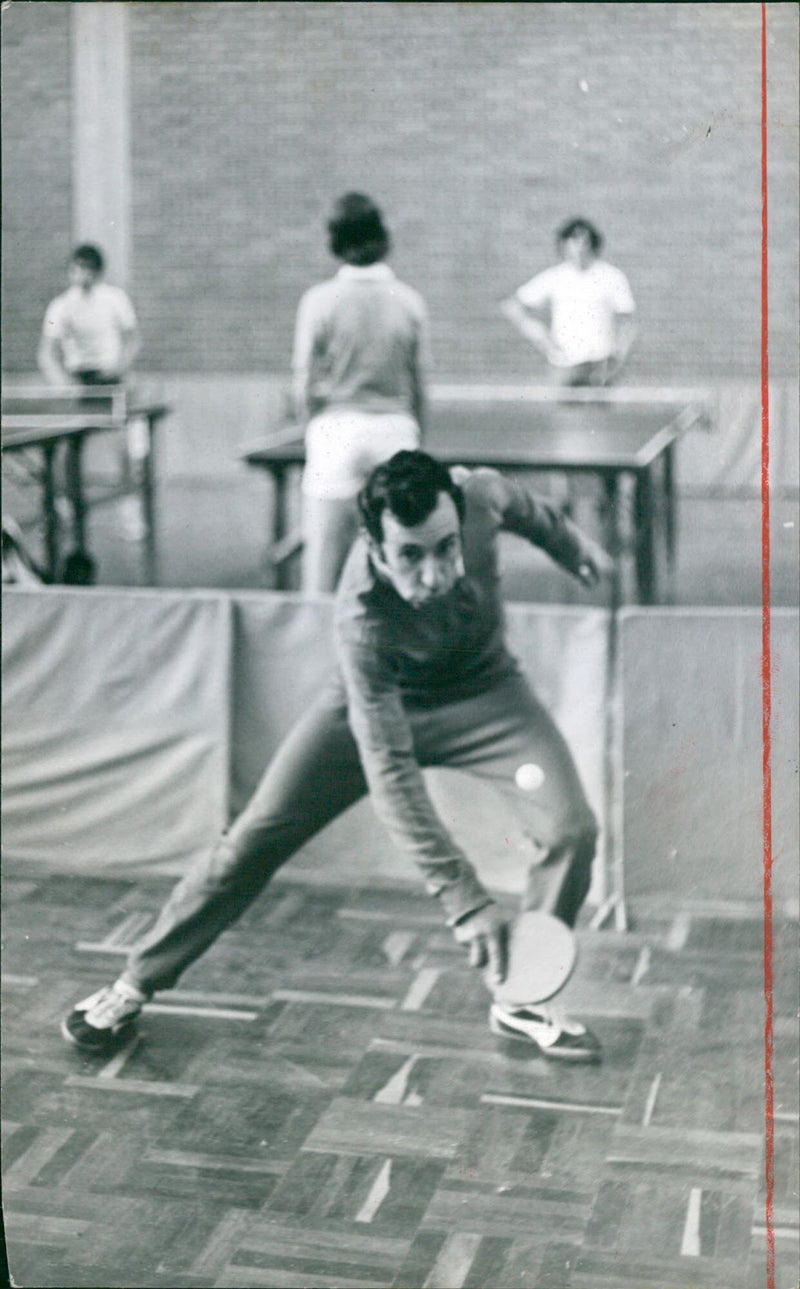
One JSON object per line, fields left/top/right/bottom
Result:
{"left": 370, "top": 492, "right": 465, "bottom": 608}
{"left": 561, "top": 229, "right": 594, "bottom": 269}
{"left": 68, "top": 261, "right": 99, "bottom": 291}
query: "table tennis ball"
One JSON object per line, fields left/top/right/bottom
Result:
{"left": 515, "top": 762, "right": 545, "bottom": 792}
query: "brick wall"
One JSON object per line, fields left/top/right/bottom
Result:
{"left": 3, "top": 3, "right": 798, "bottom": 379}
{"left": 1, "top": 3, "right": 72, "bottom": 371}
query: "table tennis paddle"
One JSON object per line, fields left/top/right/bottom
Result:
{"left": 486, "top": 910, "right": 577, "bottom": 1007}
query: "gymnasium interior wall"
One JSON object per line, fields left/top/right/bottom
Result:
{"left": 1, "top": 2, "right": 72, "bottom": 372}
{"left": 3, "top": 2, "right": 798, "bottom": 383}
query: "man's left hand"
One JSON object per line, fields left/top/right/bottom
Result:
{"left": 576, "top": 538, "right": 615, "bottom": 587}
{"left": 453, "top": 903, "right": 509, "bottom": 987}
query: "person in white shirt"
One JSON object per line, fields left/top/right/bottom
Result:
{"left": 292, "top": 193, "right": 431, "bottom": 593}
{"left": 38, "top": 244, "right": 140, "bottom": 387}
{"left": 37, "top": 244, "right": 143, "bottom": 564}
{"left": 501, "top": 219, "right": 636, "bottom": 386}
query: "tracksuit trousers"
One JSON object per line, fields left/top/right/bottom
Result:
{"left": 121, "top": 674, "right": 597, "bottom": 996}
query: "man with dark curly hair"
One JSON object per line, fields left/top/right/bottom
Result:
{"left": 62, "top": 450, "right": 611, "bottom": 1064}
{"left": 38, "top": 244, "right": 139, "bottom": 387}
{"left": 502, "top": 217, "right": 636, "bottom": 387}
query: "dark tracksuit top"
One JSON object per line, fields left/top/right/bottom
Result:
{"left": 333, "top": 466, "right": 597, "bottom": 927}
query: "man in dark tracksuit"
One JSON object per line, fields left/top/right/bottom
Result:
{"left": 63, "top": 451, "right": 609, "bottom": 1061}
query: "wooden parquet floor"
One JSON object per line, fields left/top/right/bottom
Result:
{"left": 1, "top": 866, "right": 798, "bottom": 1289}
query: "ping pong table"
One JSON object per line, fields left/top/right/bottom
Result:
{"left": 1, "top": 385, "right": 170, "bottom": 584}
{"left": 241, "top": 387, "right": 711, "bottom": 602}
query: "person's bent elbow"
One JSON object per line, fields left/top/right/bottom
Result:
{"left": 499, "top": 296, "right": 523, "bottom": 324}
{"left": 37, "top": 339, "right": 67, "bottom": 386}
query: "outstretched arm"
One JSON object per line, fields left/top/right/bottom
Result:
{"left": 291, "top": 290, "right": 318, "bottom": 426}
{"left": 606, "top": 312, "right": 637, "bottom": 379}
{"left": 500, "top": 296, "right": 565, "bottom": 366}
{"left": 116, "top": 321, "right": 141, "bottom": 379}
{"left": 409, "top": 304, "right": 432, "bottom": 437}
{"left": 37, "top": 332, "right": 71, "bottom": 386}
{"left": 605, "top": 267, "right": 637, "bottom": 380}
{"left": 336, "top": 627, "right": 490, "bottom": 922}
{"left": 335, "top": 621, "right": 507, "bottom": 981}
{"left": 470, "top": 467, "right": 614, "bottom": 587}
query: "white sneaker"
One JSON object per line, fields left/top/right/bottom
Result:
{"left": 61, "top": 980, "right": 148, "bottom": 1052}
{"left": 489, "top": 1000, "right": 602, "bottom": 1062}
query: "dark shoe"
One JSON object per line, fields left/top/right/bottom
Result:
{"left": 489, "top": 1001, "right": 602, "bottom": 1063}
{"left": 61, "top": 551, "right": 97, "bottom": 585}
{"left": 61, "top": 982, "right": 146, "bottom": 1053}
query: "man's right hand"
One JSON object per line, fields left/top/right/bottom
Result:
{"left": 453, "top": 903, "right": 509, "bottom": 987}
{"left": 575, "top": 535, "right": 615, "bottom": 587}
{"left": 543, "top": 338, "right": 569, "bottom": 367}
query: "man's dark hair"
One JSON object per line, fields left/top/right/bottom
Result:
{"left": 358, "top": 450, "right": 466, "bottom": 545}
{"left": 71, "top": 244, "right": 105, "bottom": 274}
{"left": 328, "top": 192, "right": 390, "bottom": 267}
{"left": 556, "top": 218, "right": 603, "bottom": 253}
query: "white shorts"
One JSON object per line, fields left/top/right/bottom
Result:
{"left": 302, "top": 409, "right": 421, "bottom": 501}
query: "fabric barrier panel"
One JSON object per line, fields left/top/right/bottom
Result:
{"left": 8, "top": 588, "right": 793, "bottom": 913}
{"left": 675, "top": 380, "right": 799, "bottom": 493}
{"left": 230, "top": 595, "right": 610, "bottom": 900}
{"left": 229, "top": 592, "right": 400, "bottom": 886}
{"left": 1, "top": 587, "right": 231, "bottom": 873}
{"left": 618, "top": 608, "right": 799, "bottom": 907}
{"left": 229, "top": 592, "right": 336, "bottom": 805}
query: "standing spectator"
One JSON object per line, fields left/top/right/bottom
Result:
{"left": 37, "top": 244, "right": 143, "bottom": 554}
{"left": 293, "top": 193, "right": 431, "bottom": 592}
{"left": 38, "top": 244, "right": 139, "bottom": 388}
{"left": 501, "top": 218, "right": 636, "bottom": 386}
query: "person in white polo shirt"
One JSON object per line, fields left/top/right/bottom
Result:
{"left": 292, "top": 193, "right": 431, "bottom": 593}
{"left": 37, "top": 244, "right": 143, "bottom": 556}
{"left": 38, "top": 243, "right": 139, "bottom": 388}
{"left": 501, "top": 218, "right": 636, "bottom": 387}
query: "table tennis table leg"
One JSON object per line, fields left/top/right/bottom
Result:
{"left": 41, "top": 442, "right": 60, "bottom": 581}
{"left": 137, "top": 415, "right": 157, "bottom": 585}
{"left": 600, "top": 471, "right": 621, "bottom": 557}
{"left": 663, "top": 440, "right": 677, "bottom": 573}
{"left": 271, "top": 465, "right": 290, "bottom": 590}
{"left": 63, "top": 433, "right": 97, "bottom": 584}
{"left": 595, "top": 468, "right": 628, "bottom": 931}
{"left": 634, "top": 468, "right": 657, "bottom": 604}
{"left": 64, "top": 434, "right": 87, "bottom": 552}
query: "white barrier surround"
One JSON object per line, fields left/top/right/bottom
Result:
{"left": 2, "top": 588, "right": 232, "bottom": 872}
{"left": 2, "top": 588, "right": 797, "bottom": 911}
{"left": 618, "top": 607, "right": 799, "bottom": 906}
{"left": 2, "top": 589, "right": 608, "bottom": 903}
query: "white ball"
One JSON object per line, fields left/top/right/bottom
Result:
{"left": 515, "top": 762, "right": 545, "bottom": 792}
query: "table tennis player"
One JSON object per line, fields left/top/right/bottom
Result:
{"left": 292, "top": 192, "right": 431, "bottom": 592}
{"left": 37, "top": 243, "right": 140, "bottom": 388}
{"left": 62, "top": 450, "right": 610, "bottom": 1063}
{"left": 37, "top": 243, "right": 144, "bottom": 550}
{"left": 501, "top": 217, "right": 637, "bottom": 387}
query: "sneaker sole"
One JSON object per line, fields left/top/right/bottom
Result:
{"left": 489, "top": 1012, "right": 602, "bottom": 1063}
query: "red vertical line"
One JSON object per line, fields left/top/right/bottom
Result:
{"left": 759, "top": 6, "right": 775, "bottom": 1289}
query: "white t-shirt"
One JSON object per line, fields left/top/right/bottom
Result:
{"left": 516, "top": 260, "right": 635, "bottom": 366}
{"left": 41, "top": 283, "right": 138, "bottom": 375}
